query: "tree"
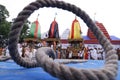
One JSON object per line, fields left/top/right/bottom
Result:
{"left": 0, "top": 20, "right": 11, "bottom": 39}
{"left": 19, "top": 20, "right": 31, "bottom": 42}
{"left": 0, "top": 4, "right": 9, "bottom": 21}
{"left": 0, "top": 4, "right": 11, "bottom": 39}
{"left": 0, "top": 4, "right": 11, "bottom": 48}
{"left": 0, "top": 4, "right": 30, "bottom": 43}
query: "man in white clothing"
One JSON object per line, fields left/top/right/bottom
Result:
{"left": 90, "top": 48, "right": 98, "bottom": 60}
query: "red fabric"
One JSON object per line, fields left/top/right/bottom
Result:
{"left": 71, "top": 19, "right": 78, "bottom": 39}
{"left": 34, "top": 20, "right": 39, "bottom": 38}
{"left": 84, "top": 47, "right": 88, "bottom": 59}
{"left": 50, "top": 21, "right": 56, "bottom": 38}
{"left": 71, "top": 20, "right": 74, "bottom": 39}
{"left": 84, "top": 52, "right": 88, "bottom": 59}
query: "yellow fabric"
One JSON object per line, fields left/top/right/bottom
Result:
{"left": 74, "top": 22, "right": 82, "bottom": 39}
{"left": 68, "top": 20, "right": 82, "bottom": 39}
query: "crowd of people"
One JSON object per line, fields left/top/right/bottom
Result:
{"left": 63, "top": 45, "right": 105, "bottom": 60}
{"left": 1, "top": 41, "right": 120, "bottom": 60}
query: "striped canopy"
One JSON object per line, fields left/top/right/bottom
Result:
{"left": 29, "top": 19, "right": 41, "bottom": 39}
{"left": 68, "top": 18, "right": 82, "bottom": 39}
{"left": 48, "top": 19, "right": 59, "bottom": 39}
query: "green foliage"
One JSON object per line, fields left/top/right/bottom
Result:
{"left": 0, "top": 4, "right": 10, "bottom": 39}
{"left": 19, "top": 20, "right": 30, "bottom": 42}
{"left": 0, "top": 4, "right": 30, "bottom": 43}
{"left": 0, "top": 4, "right": 10, "bottom": 47}
{"left": 0, "top": 4, "right": 9, "bottom": 21}
{"left": 0, "top": 20, "right": 11, "bottom": 38}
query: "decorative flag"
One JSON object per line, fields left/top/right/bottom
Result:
{"left": 29, "top": 19, "right": 41, "bottom": 39}
{"left": 68, "top": 18, "right": 82, "bottom": 39}
{"left": 48, "top": 19, "right": 59, "bottom": 38}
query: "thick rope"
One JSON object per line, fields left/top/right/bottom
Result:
{"left": 36, "top": 47, "right": 118, "bottom": 80}
{"left": 8, "top": 0, "right": 118, "bottom": 80}
{"left": 55, "top": 59, "right": 87, "bottom": 64}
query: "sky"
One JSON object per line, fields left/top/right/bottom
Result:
{"left": 0, "top": 0, "right": 120, "bottom": 38}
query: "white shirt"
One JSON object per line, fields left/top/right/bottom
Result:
{"left": 90, "top": 49, "right": 98, "bottom": 60}
{"left": 69, "top": 51, "right": 72, "bottom": 58}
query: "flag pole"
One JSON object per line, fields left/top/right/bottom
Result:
{"left": 37, "top": 14, "right": 39, "bottom": 20}
{"left": 54, "top": 12, "right": 57, "bottom": 21}
{"left": 75, "top": 15, "right": 77, "bottom": 20}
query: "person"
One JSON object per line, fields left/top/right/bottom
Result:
{"left": 66, "top": 47, "right": 70, "bottom": 59}
{"left": 41, "top": 40, "right": 47, "bottom": 47}
{"left": 5, "top": 46, "right": 10, "bottom": 57}
{"left": 78, "top": 49, "right": 84, "bottom": 59}
{"left": 28, "top": 46, "right": 36, "bottom": 59}
{"left": 68, "top": 51, "right": 73, "bottom": 59}
{"left": 116, "top": 48, "right": 120, "bottom": 60}
{"left": 97, "top": 47, "right": 103, "bottom": 60}
{"left": 18, "top": 43, "right": 22, "bottom": 56}
{"left": 21, "top": 46, "right": 26, "bottom": 57}
{"left": 83, "top": 47, "right": 88, "bottom": 59}
{"left": 90, "top": 48, "right": 98, "bottom": 60}
{"left": 78, "top": 51, "right": 82, "bottom": 59}
{"left": 56, "top": 47, "right": 61, "bottom": 59}
{"left": 53, "top": 41, "right": 57, "bottom": 50}
{"left": 21, "top": 45, "right": 36, "bottom": 59}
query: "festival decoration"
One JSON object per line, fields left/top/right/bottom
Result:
{"left": 29, "top": 18, "right": 41, "bottom": 39}
{"left": 8, "top": 0, "right": 118, "bottom": 80}
{"left": 48, "top": 14, "right": 59, "bottom": 39}
{"left": 68, "top": 17, "right": 82, "bottom": 40}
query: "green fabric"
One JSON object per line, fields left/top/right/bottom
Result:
{"left": 29, "top": 22, "right": 36, "bottom": 38}
{"left": 37, "top": 23, "right": 41, "bottom": 39}
{"left": 29, "top": 21, "right": 41, "bottom": 39}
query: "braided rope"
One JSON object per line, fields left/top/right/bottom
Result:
{"left": 8, "top": 0, "right": 118, "bottom": 80}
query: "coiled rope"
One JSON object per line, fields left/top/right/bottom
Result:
{"left": 8, "top": 0, "right": 118, "bottom": 80}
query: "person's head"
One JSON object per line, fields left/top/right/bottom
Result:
{"left": 42, "top": 40, "right": 46, "bottom": 46}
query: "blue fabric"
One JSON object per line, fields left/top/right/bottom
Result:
{"left": 0, "top": 60, "right": 120, "bottom": 80}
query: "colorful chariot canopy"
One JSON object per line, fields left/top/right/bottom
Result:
{"left": 48, "top": 18, "right": 60, "bottom": 39}
{"left": 29, "top": 19, "right": 41, "bottom": 39}
{"left": 68, "top": 17, "right": 82, "bottom": 40}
